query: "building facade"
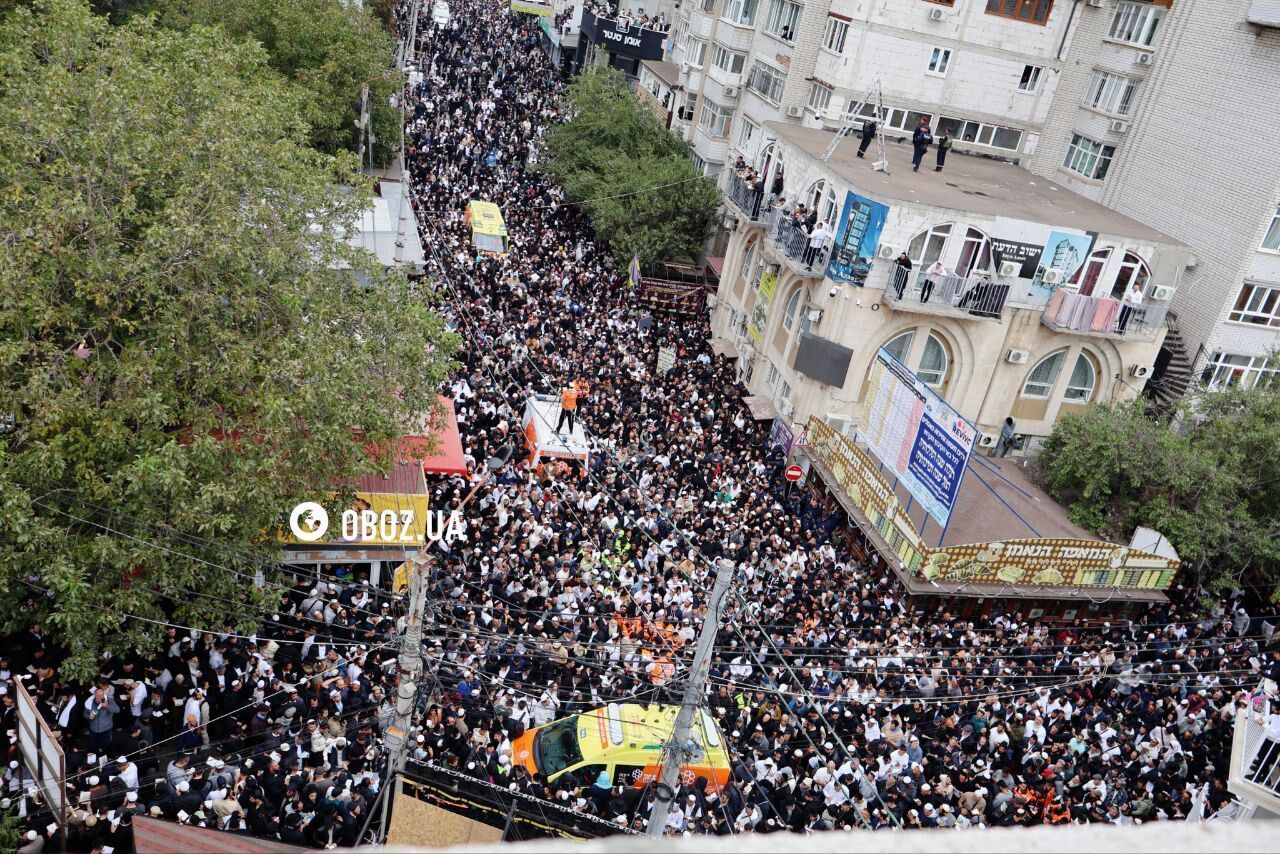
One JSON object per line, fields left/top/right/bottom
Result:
{"left": 712, "top": 122, "right": 1193, "bottom": 453}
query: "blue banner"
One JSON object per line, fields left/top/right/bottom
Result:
{"left": 826, "top": 191, "right": 889, "bottom": 286}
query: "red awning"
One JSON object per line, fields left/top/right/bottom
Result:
{"left": 392, "top": 396, "right": 468, "bottom": 476}
{"left": 132, "top": 816, "right": 310, "bottom": 854}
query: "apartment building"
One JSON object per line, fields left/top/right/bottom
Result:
{"left": 662, "top": 0, "right": 1280, "bottom": 407}
{"left": 712, "top": 123, "right": 1193, "bottom": 453}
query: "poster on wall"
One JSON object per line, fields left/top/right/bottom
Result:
{"left": 749, "top": 271, "right": 778, "bottom": 345}
{"left": 825, "top": 191, "right": 889, "bottom": 286}
{"left": 861, "top": 347, "right": 977, "bottom": 529}
{"left": 920, "top": 538, "right": 1179, "bottom": 590}
{"left": 510, "top": 0, "right": 554, "bottom": 16}
{"left": 1040, "top": 229, "right": 1096, "bottom": 284}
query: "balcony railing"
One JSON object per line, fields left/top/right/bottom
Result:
{"left": 1229, "top": 680, "right": 1280, "bottom": 814}
{"left": 1041, "top": 289, "right": 1169, "bottom": 340}
{"left": 724, "top": 172, "right": 765, "bottom": 221}
{"left": 765, "top": 208, "right": 827, "bottom": 273}
{"left": 884, "top": 269, "right": 1008, "bottom": 319}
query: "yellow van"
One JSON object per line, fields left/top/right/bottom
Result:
{"left": 465, "top": 200, "right": 508, "bottom": 256}
{"left": 511, "top": 703, "right": 732, "bottom": 792}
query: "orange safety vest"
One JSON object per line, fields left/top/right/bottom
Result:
{"left": 561, "top": 387, "right": 578, "bottom": 410}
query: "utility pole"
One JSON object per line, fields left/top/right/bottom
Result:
{"left": 646, "top": 557, "right": 735, "bottom": 838}
{"left": 377, "top": 555, "right": 431, "bottom": 841}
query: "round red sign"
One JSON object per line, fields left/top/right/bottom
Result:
{"left": 784, "top": 465, "right": 803, "bottom": 482}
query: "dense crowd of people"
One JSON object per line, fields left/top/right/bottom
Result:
{"left": 3, "top": 1, "right": 1279, "bottom": 851}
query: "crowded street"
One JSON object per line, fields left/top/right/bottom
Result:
{"left": 3, "top": 0, "right": 1280, "bottom": 850}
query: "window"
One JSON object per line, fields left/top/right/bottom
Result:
{"left": 884, "top": 331, "right": 914, "bottom": 362}
{"left": 908, "top": 223, "right": 952, "bottom": 266}
{"left": 1062, "top": 133, "right": 1116, "bottom": 180}
{"left": 918, "top": 334, "right": 949, "bottom": 388}
{"left": 724, "top": 0, "right": 759, "bottom": 26}
{"left": 1201, "top": 353, "right": 1280, "bottom": 390}
{"left": 1262, "top": 204, "right": 1280, "bottom": 252}
{"left": 935, "top": 117, "right": 1023, "bottom": 151}
{"left": 857, "top": 101, "right": 932, "bottom": 134}
{"left": 783, "top": 288, "right": 803, "bottom": 330}
{"left": 765, "top": 0, "right": 802, "bottom": 41}
{"left": 1108, "top": 1, "right": 1164, "bottom": 47}
{"left": 679, "top": 93, "right": 697, "bottom": 122}
{"left": 1229, "top": 282, "right": 1280, "bottom": 327}
{"left": 927, "top": 47, "right": 952, "bottom": 76}
{"left": 1069, "top": 247, "right": 1109, "bottom": 295}
{"left": 686, "top": 38, "right": 708, "bottom": 68}
{"left": 807, "top": 81, "right": 833, "bottom": 112}
{"left": 738, "top": 117, "right": 759, "bottom": 148}
{"left": 986, "top": 0, "right": 1053, "bottom": 25}
{"left": 1018, "top": 64, "right": 1043, "bottom": 93}
{"left": 824, "top": 17, "right": 849, "bottom": 54}
{"left": 955, "top": 227, "right": 992, "bottom": 277}
{"left": 712, "top": 44, "right": 747, "bottom": 75}
{"left": 1084, "top": 70, "right": 1138, "bottom": 116}
{"left": 699, "top": 99, "right": 733, "bottom": 137}
{"left": 1112, "top": 251, "right": 1149, "bottom": 299}
{"left": 691, "top": 151, "right": 708, "bottom": 175}
{"left": 1063, "top": 353, "right": 1096, "bottom": 402}
{"left": 1023, "top": 351, "right": 1065, "bottom": 398}
{"left": 807, "top": 179, "right": 838, "bottom": 224}
{"left": 748, "top": 61, "right": 787, "bottom": 103}
{"left": 739, "top": 242, "right": 756, "bottom": 280}
{"left": 701, "top": 0, "right": 718, "bottom": 13}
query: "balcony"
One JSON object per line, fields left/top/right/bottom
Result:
{"left": 883, "top": 270, "right": 1008, "bottom": 321}
{"left": 1040, "top": 288, "right": 1169, "bottom": 341}
{"left": 765, "top": 208, "right": 827, "bottom": 277}
{"left": 723, "top": 172, "right": 765, "bottom": 222}
{"left": 1228, "top": 680, "right": 1280, "bottom": 816}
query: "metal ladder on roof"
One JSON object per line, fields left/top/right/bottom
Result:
{"left": 821, "top": 76, "right": 889, "bottom": 174}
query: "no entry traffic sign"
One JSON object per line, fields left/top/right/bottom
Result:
{"left": 784, "top": 465, "right": 804, "bottom": 482}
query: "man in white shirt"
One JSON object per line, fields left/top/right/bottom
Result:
{"left": 803, "top": 221, "right": 832, "bottom": 269}
{"left": 1118, "top": 281, "right": 1144, "bottom": 333}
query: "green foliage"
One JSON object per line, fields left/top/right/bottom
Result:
{"left": 0, "top": 809, "right": 22, "bottom": 850}
{"left": 157, "top": 0, "right": 398, "bottom": 162}
{"left": 0, "top": 0, "right": 456, "bottom": 677}
{"left": 539, "top": 67, "right": 719, "bottom": 270}
{"left": 1038, "top": 389, "right": 1280, "bottom": 601}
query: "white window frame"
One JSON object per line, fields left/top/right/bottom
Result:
{"left": 1063, "top": 353, "right": 1097, "bottom": 403}
{"left": 917, "top": 334, "right": 949, "bottom": 389}
{"left": 712, "top": 43, "right": 747, "bottom": 76}
{"left": 937, "top": 116, "right": 1023, "bottom": 152}
{"left": 1063, "top": 133, "right": 1116, "bottom": 180}
{"left": 1018, "top": 64, "right": 1043, "bottom": 93}
{"left": 1262, "top": 204, "right": 1280, "bottom": 252}
{"left": 764, "top": 0, "right": 802, "bottom": 41}
{"left": 699, "top": 99, "right": 733, "bottom": 138}
{"left": 1228, "top": 282, "right": 1280, "bottom": 328}
{"left": 1201, "top": 353, "right": 1279, "bottom": 390}
{"left": 686, "top": 37, "right": 708, "bottom": 68}
{"left": 723, "top": 0, "right": 759, "bottom": 27}
{"left": 1022, "top": 351, "right": 1065, "bottom": 399}
{"left": 908, "top": 223, "right": 952, "bottom": 266}
{"left": 807, "top": 81, "right": 833, "bottom": 112}
{"left": 701, "top": 0, "right": 718, "bottom": 13}
{"left": 747, "top": 60, "right": 787, "bottom": 103}
{"left": 856, "top": 101, "right": 931, "bottom": 133}
{"left": 739, "top": 242, "right": 757, "bottom": 281}
{"left": 738, "top": 117, "right": 759, "bottom": 148}
{"left": 691, "top": 151, "right": 709, "bottom": 175}
{"left": 884, "top": 331, "right": 914, "bottom": 363}
{"left": 1083, "top": 70, "right": 1138, "bottom": 117}
{"left": 927, "top": 47, "right": 953, "bottom": 77}
{"left": 783, "top": 288, "right": 803, "bottom": 331}
{"left": 824, "top": 17, "right": 849, "bottom": 54}
{"left": 1108, "top": 1, "right": 1164, "bottom": 48}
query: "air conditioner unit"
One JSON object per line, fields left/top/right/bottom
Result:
{"left": 1109, "top": 119, "right": 1130, "bottom": 133}
{"left": 779, "top": 398, "right": 797, "bottom": 417}
{"left": 767, "top": 262, "right": 782, "bottom": 275}
{"left": 1134, "top": 52, "right": 1153, "bottom": 66}
{"left": 723, "top": 86, "right": 740, "bottom": 98}
{"left": 806, "top": 308, "right": 824, "bottom": 324}
{"left": 1151, "top": 285, "right": 1176, "bottom": 301}
{"left": 785, "top": 105, "right": 804, "bottom": 118}
{"left": 680, "top": 62, "right": 691, "bottom": 74}
{"left": 927, "top": 7, "right": 945, "bottom": 20}
{"left": 998, "top": 261, "right": 1021, "bottom": 278}
{"left": 876, "top": 244, "right": 899, "bottom": 260}
{"left": 1006, "top": 348, "right": 1030, "bottom": 365}
{"left": 978, "top": 434, "right": 998, "bottom": 448}
{"left": 1041, "top": 267, "right": 1063, "bottom": 285}
{"left": 1130, "top": 364, "right": 1153, "bottom": 378}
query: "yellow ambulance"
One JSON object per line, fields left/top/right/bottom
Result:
{"left": 465, "top": 200, "right": 508, "bottom": 256}
{"left": 511, "top": 702, "right": 732, "bottom": 792}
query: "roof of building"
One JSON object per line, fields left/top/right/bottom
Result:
{"left": 342, "top": 179, "right": 427, "bottom": 270}
{"left": 642, "top": 59, "right": 681, "bottom": 87}
{"left": 765, "top": 122, "right": 1187, "bottom": 247}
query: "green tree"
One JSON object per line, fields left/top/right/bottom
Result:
{"left": 158, "top": 0, "right": 398, "bottom": 162}
{"left": 539, "top": 66, "right": 719, "bottom": 270}
{"left": 1037, "top": 388, "right": 1280, "bottom": 601}
{"left": 0, "top": 0, "right": 455, "bottom": 677}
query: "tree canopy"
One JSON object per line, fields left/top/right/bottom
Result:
{"left": 1037, "top": 387, "right": 1280, "bottom": 601}
{"left": 539, "top": 66, "right": 719, "bottom": 271}
{"left": 0, "top": 0, "right": 455, "bottom": 676}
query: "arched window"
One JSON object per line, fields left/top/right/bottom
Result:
{"left": 908, "top": 224, "right": 952, "bottom": 266}
{"left": 917, "top": 334, "right": 950, "bottom": 388}
{"left": 1064, "top": 352, "right": 1098, "bottom": 402}
{"left": 805, "top": 180, "right": 839, "bottom": 226}
{"left": 783, "top": 288, "right": 803, "bottom": 331}
{"left": 1112, "top": 251, "right": 1150, "bottom": 299}
{"left": 739, "top": 241, "right": 757, "bottom": 281}
{"left": 884, "top": 330, "right": 914, "bottom": 362}
{"left": 955, "top": 227, "right": 993, "bottom": 277}
{"left": 1022, "top": 351, "right": 1066, "bottom": 398}
{"left": 1071, "top": 248, "right": 1110, "bottom": 296}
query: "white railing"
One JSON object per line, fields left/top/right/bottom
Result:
{"left": 1228, "top": 679, "right": 1280, "bottom": 814}
{"left": 885, "top": 270, "right": 1008, "bottom": 319}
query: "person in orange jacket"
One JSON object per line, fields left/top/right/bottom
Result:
{"left": 556, "top": 382, "right": 578, "bottom": 433}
